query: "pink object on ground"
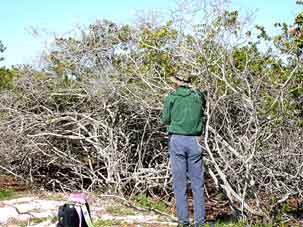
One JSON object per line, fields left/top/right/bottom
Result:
{"left": 68, "top": 192, "right": 88, "bottom": 204}
{"left": 68, "top": 193, "right": 89, "bottom": 227}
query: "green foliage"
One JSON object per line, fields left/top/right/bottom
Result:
{"left": 0, "top": 67, "right": 16, "bottom": 90}
{"left": 232, "top": 44, "right": 264, "bottom": 73}
{"left": 134, "top": 194, "right": 168, "bottom": 213}
{"left": 207, "top": 222, "right": 281, "bottom": 227}
{"left": 0, "top": 189, "right": 16, "bottom": 201}
{"left": 223, "top": 10, "right": 239, "bottom": 32}
{"left": 213, "top": 10, "right": 240, "bottom": 33}
{"left": 43, "top": 13, "right": 302, "bottom": 128}
{"left": 31, "top": 216, "right": 55, "bottom": 224}
{"left": 263, "top": 9, "right": 303, "bottom": 127}
{"left": 137, "top": 21, "right": 178, "bottom": 77}
{"left": 0, "top": 42, "right": 18, "bottom": 91}
{"left": 105, "top": 205, "right": 135, "bottom": 216}
{"left": 94, "top": 219, "right": 122, "bottom": 226}
{"left": 0, "top": 40, "right": 6, "bottom": 61}
{"left": 255, "top": 25, "right": 271, "bottom": 41}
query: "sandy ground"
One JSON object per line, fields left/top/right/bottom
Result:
{"left": 0, "top": 192, "right": 177, "bottom": 227}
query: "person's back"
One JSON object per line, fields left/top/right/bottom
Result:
{"left": 162, "top": 86, "right": 205, "bottom": 136}
{"left": 161, "top": 80, "right": 206, "bottom": 227}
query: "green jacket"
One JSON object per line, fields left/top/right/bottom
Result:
{"left": 161, "top": 86, "right": 206, "bottom": 136}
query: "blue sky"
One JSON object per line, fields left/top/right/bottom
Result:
{"left": 0, "top": 0, "right": 301, "bottom": 67}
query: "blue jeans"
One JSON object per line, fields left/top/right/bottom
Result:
{"left": 169, "top": 135, "right": 205, "bottom": 226}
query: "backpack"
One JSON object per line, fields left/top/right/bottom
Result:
{"left": 57, "top": 192, "right": 94, "bottom": 227}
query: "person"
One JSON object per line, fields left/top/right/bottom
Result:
{"left": 161, "top": 73, "right": 206, "bottom": 227}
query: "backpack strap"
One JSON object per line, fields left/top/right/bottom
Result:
{"left": 74, "top": 204, "right": 83, "bottom": 227}
{"left": 65, "top": 202, "right": 90, "bottom": 227}
{"left": 80, "top": 204, "right": 94, "bottom": 227}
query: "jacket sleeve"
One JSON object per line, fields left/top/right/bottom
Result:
{"left": 160, "top": 95, "right": 173, "bottom": 125}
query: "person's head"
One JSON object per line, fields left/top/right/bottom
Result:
{"left": 170, "top": 73, "right": 193, "bottom": 89}
{"left": 290, "top": 27, "right": 301, "bottom": 37}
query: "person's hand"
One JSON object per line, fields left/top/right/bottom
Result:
{"left": 196, "top": 136, "right": 203, "bottom": 145}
